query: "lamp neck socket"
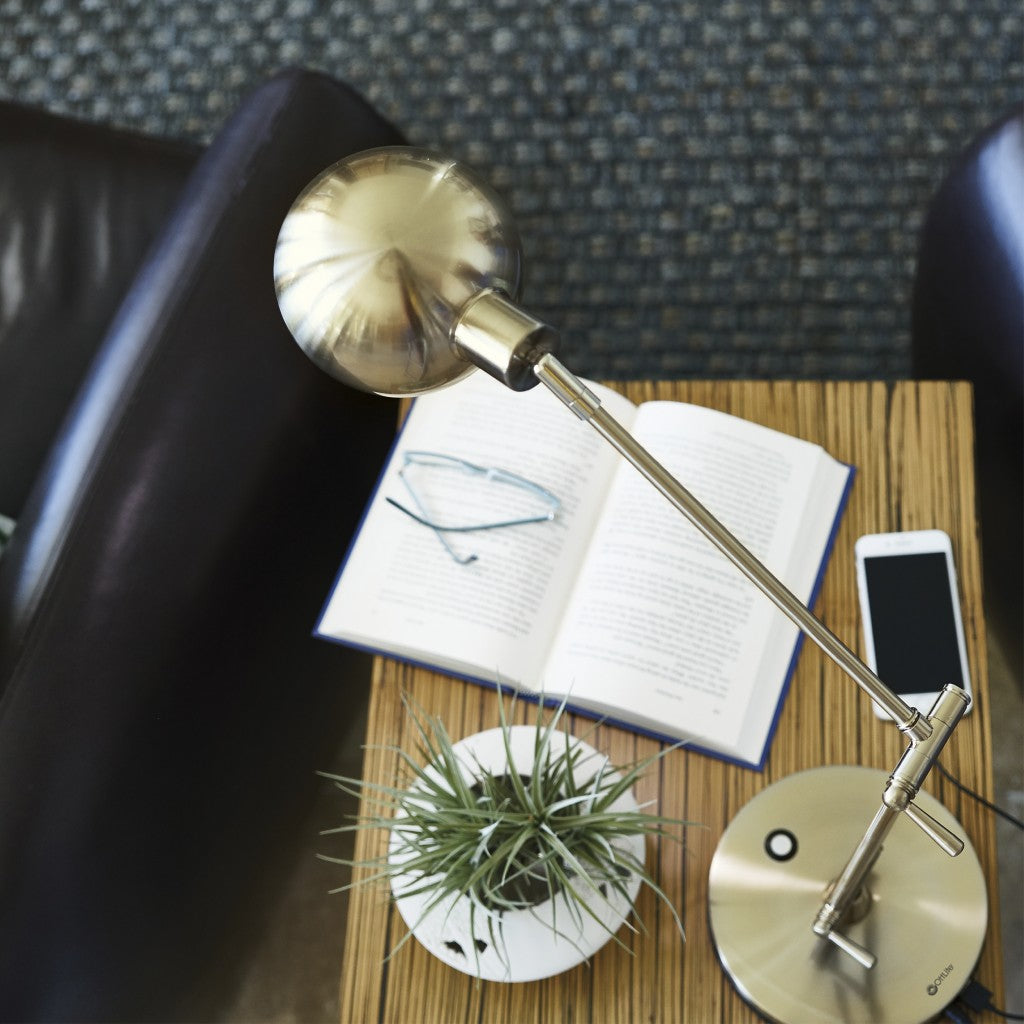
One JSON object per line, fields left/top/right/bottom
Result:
{"left": 453, "top": 289, "right": 560, "bottom": 392}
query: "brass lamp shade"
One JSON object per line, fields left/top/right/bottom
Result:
{"left": 274, "top": 147, "right": 523, "bottom": 397}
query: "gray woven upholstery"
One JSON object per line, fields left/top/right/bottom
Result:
{"left": 1, "top": 1, "right": 1020, "bottom": 379}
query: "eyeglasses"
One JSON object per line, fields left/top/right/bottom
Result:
{"left": 386, "top": 450, "right": 561, "bottom": 564}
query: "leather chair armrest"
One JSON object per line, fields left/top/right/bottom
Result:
{"left": 911, "top": 107, "right": 1024, "bottom": 679}
{"left": 0, "top": 69, "right": 404, "bottom": 1020}
{"left": 0, "top": 101, "right": 199, "bottom": 520}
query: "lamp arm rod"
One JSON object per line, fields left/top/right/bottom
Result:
{"left": 532, "top": 353, "right": 929, "bottom": 739}
{"left": 528, "top": 352, "right": 975, "bottom": 970}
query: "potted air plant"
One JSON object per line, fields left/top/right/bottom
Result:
{"left": 320, "top": 692, "right": 691, "bottom": 982}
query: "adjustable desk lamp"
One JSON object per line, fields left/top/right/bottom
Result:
{"left": 274, "top": 148, "right": 987, "bottom": 1023}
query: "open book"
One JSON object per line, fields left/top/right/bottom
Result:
{"left": 318, "top": 373, "right": 854, "bottom": 769}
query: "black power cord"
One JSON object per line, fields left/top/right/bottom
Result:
{"left": 948, "top": 979, "right": 1024, "bottom": 1021}
{"left": 935, "top": 761, "right": 1024, "bottom": 831}
{"left": 936, "top": 760, "right": 1024, "bottom": 1022}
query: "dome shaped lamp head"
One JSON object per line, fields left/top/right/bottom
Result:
{"left": 274, "top": 147, "right": 559, "bottom": 397}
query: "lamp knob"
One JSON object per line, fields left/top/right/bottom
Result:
{"left": 274, "top": 146, "right": 554, "bottom": 397}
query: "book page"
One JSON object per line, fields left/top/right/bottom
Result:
{"left": 317, "top": 373, "right": 637, "bottom": 683}
{"left": 542, "top": 401, "right": 846, "bottom": 756}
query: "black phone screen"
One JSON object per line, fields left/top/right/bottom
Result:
{"left": 862, "top": 551, "right": 965, "bottom": 695}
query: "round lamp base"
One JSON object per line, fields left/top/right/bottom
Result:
{"left": 708, "top": 766, "right": 988, "bottom": 1024}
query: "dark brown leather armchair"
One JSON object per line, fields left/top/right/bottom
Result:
{"left": 0, "top": 70, "right": 402, "bottom": 1020}
{"left": 912, "top": 106, "right": 1024, "bottom": 683}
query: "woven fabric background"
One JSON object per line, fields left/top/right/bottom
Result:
{"left": 1, "top": 0, "right": 1020, "bottom": 380}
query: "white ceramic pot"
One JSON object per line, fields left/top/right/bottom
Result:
{"left": 388, "top": 724, "right": 644, "bottom": 982}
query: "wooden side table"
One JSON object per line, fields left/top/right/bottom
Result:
{"left": 338, "top": 380, "right": 1003, "bottom": 1022}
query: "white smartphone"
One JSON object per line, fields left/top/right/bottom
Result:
{"left": 854, "top": 529, "right": 972, "bottom": 720}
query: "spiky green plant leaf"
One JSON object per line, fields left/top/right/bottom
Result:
{"left": 319, "top": 689, "right": 696, "bottom": 968}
